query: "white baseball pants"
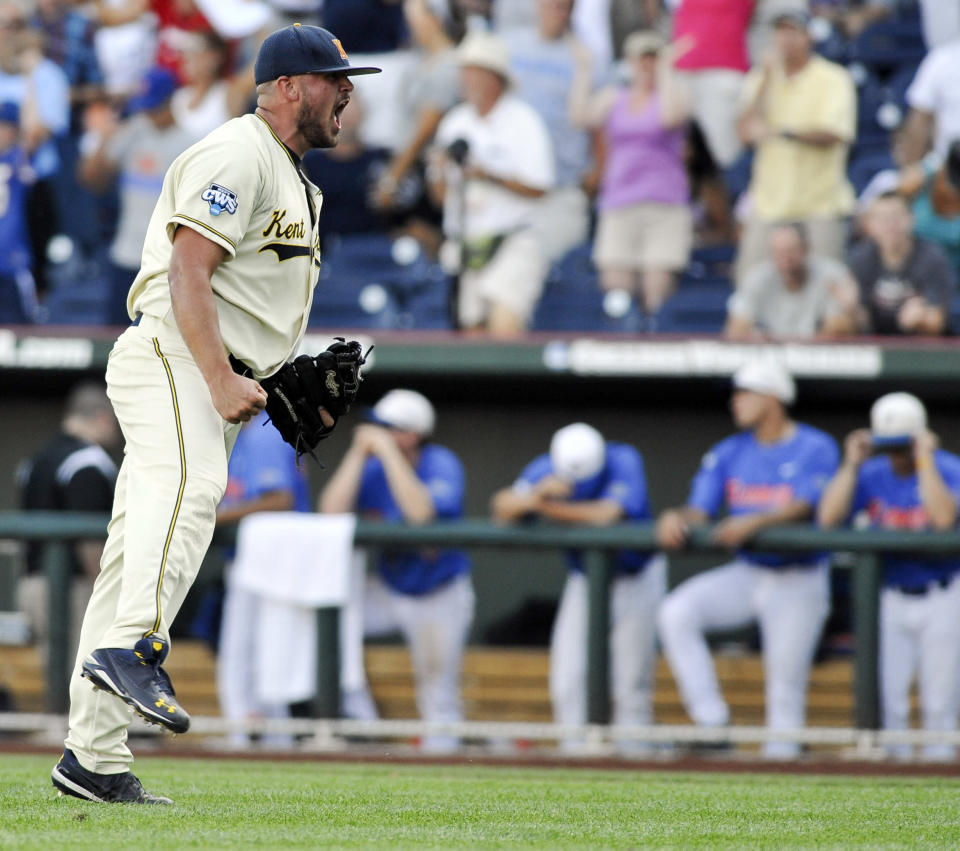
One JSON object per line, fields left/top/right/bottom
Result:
{"left": 550, "top": 556, "right": 667, "bottom": 734}
{"left": 345, "top": 563, "right": 475, "bottom": 752}
{"left": 657, "top": 558, "right": 830, "bottom": 758}
{"left": 881, "top": 576, "right": 960, "bottom": 761}
{"left": 65, "top": 314, "right": 239, "bottom": 773}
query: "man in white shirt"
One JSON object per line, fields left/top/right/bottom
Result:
{"left": 429, "top": 30, "right": 556, "bottom": 336}
{"left": 902, "top": 37, "right": 960, "bottom": 163}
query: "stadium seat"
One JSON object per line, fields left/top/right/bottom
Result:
{"left": 531, "top": 243, "right": 645, "bottom": 332}
{"left": 656, "top": 281, "right": 732, "bottom": 334}
{"left": 854, "top": 73, "right": 903, "bottom": 145}
{"left": 847, "top": 9, "right": 926, "bottom": 74}
{"left": 393, "top": 265, "right": 455, "bottom": 330}
{"left": 949, "top": 295, "right": 960, "bottom": 335}
{"left": 320, "top": 233, "right": 402, "bottom": 275}
{"left": 813, "top": 25, "right": 849, "bottom": 66}
{"left": 311, "top": 233, "right": 452, "bottom": 330}
{"left": 885, "top": 62, "right": 920, "bottom": 111}
{"left": 686, "top": 244, "right": 736, "bottom": 282}
{"left": 848, "top": 149, "right": 896, "bottom": 195}
{"left": 42, "top": 259, "right": 111, "bottom": 326}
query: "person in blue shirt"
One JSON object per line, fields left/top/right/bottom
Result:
{"left": 491, "top": 422, "right": 666, "bottom": 753}
{"left": 656, "top": 359, "right": 839, "bottom": 759}
{"left": 819, "top": 392, "right": 960, "bottom": 762}
{"left": 319, "top": 389, "right": 474, "bottom": 752}
{"left": 0, "top": 23, "right": 70, "bottom": 298}
{"left": 503, "top": 0, "right": 600, "bottom": 266}
{"left": 0, "top": 100, "right": 39, "bottom": 322}
{"left": 215, "top": 408, "right": 310, "bottom": 748}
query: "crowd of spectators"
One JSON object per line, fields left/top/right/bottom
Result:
{"left": 0, "top": 0, "right": 957, "bottom": 336}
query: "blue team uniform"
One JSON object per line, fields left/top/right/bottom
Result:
{"left": 0, "top": 144, "right": 32, "bottom": 274}
{"left": 850, "top": 450, "right": 960, "bottom": 590}
{"left": 516, "top": 442, "right": 654, "bottom": 574}
{"left": 0, "top": 143, "right": 34, "bottom": 323}
{"left": 357, "top": 444, "right": 470, "bottom": 595}
{"left": 222, "top": 411, "right": 310, "bottom": 514}
{"left": 688, "top": 424, "right": 840, "bottom": 567}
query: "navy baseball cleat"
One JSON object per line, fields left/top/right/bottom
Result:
{"left": 81, "top": 633, "right": 190, "bottom": 734}
{"left": 51, "top": 749, "right": 172, "bottom": 804}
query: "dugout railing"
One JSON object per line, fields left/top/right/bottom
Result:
{"left": 1, "top": 511, "right": 954, "bottom": 732}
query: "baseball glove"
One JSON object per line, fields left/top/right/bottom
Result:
{"left": 260, "top": 338, "right": 370, "bottom": 458}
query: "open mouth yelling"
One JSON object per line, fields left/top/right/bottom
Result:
{"left": 334, "top": 98, "right": 349, "bottom": 130}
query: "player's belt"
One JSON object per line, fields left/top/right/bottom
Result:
{"left": 228, "top": 354, "right": 253, "bottom": 378}
{"left": 892, "top": 576, "right": 954, "bottom": 595}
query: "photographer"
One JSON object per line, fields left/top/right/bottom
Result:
{"left": 818, "top": 393, "right": 960, "bottom": 762}
{"left": 428, "top": 30, "right": 555, "bottom": 336}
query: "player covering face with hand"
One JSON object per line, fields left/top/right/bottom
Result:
{"left": 491, "top": 422, "right": 665, "bottom": 754}
{"left": 818, "top": 393, "right": 960, "bottom": 761}
{"left": 319, "top": 389, "right": 474, "bottom": 753}
{"left": 656, "top": 359, "right": 839, "bottom": 759}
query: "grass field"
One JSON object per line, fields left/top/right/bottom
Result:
{"left": 2, "top": 755, "right": 960, "bottom": 849}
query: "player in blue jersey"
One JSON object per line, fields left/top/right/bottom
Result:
{"left": 0, "top": 101, "right": 39, "bottom": 323}
{"left": 319, "top": 389, "right": 473, "bottom": 752}
{"left": 492, "top": 422, "right": 666, "bottom": 753}
{"left": 819, "top": 392, "right": 960, "bottom": 761}
{"left": 215, "top": 408, "right": 311, "bottom": 748}
{"left": 656, "top": 359, "right": 839, "bottom": 759}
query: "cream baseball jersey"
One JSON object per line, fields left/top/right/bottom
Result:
{"left": 128, "top": 113, "right": 323, "bottom": 377}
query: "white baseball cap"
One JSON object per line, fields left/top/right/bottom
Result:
{"left": 732, "top": 359, "right": 796, "bottom": 405}
{"left": 550, "top": 423, "right": 606, "bottom": 483}
{"left": 457, "top": 31, "right": 513, "bottom": 83}
{"left": 370, "top": 389, "right": 435, "bottom": 437}
{"left": 870, "top": 392, "right": 926, "bottom": 448}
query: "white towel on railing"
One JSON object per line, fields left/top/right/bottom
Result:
{"left": 231, "top": 512, "right": 357, "bottom": 704}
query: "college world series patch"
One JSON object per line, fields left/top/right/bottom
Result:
{"left": 201, "top": 183, "right": 238, "bottom": 216}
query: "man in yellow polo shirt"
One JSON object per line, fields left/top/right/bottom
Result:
{"left": 735, "top": 10, "right": 856, "bottom": 287}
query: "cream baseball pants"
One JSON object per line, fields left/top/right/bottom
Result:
{"left": 64, "top": 314, "right": 240, "bottom": 774}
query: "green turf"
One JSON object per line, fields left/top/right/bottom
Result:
{"left": 2, "top": 755, "right": 959, "bottom": 849}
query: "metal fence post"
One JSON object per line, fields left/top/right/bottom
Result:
{"left": 852, "top": 551, "right": 881, "bottom": 729}
{"left": 311, "top": 607, "right": 341, "bottom": 718}
{"left": 43, "top": 542, "right": 71, "bottom": 713}
{"left": 585, "top": 549, "right": 612, "bottom": 724}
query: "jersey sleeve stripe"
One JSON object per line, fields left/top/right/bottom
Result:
{"left": 169, "top": 215, "right": 238, "bottom": 253}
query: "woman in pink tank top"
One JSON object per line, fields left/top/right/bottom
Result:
{"left": 571, "top": 31, "right": 693, "bottom": 327}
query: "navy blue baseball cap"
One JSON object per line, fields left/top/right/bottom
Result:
{"left": 254, "top": 24, "right": 382, "bottom": 85}
{"left": 0, "top": 101, "right": 19, "bottom": 125}
{"left": 127, "top": 67, "right": 178, "bottom": 113}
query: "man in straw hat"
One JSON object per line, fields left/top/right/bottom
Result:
{"left": 429, "top": 29, "right": 556, "bottom": 336}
